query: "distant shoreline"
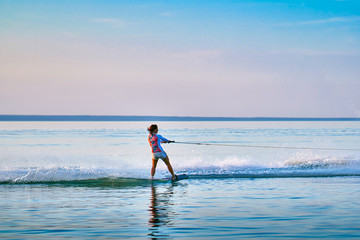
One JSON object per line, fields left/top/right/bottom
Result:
{"left": 0, "top": 115, "right": 359, "bottom": 121}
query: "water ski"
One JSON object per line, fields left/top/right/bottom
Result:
{"left": 164, "top": 174, "right": 188, "bottom": 182}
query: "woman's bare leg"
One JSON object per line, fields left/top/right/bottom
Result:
{"left": 163, "top": 156, "right": 176, "bottom": 180}
{"left": 151, "top": 158, "right": 158, "bottom": 179}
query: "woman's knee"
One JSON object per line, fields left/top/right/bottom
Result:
{"left": 163, "top": 157, "right": 171, "bottom": 166}
{"left": 152, "top": 159, "right": 158, "bottom": 167}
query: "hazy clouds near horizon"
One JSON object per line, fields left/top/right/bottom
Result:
{"left": 1, "top": 0, "right": 359, "bottom": 117}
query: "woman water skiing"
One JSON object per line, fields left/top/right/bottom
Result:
{"left": 147, "top": 124, "right": 177, "bottom": 181}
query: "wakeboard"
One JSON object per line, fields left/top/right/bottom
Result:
{"left": 163, "top": 174, "right": 188, "bottom": 182}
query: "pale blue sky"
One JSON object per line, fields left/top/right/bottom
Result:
{"left": 1, "top": 0, "right": 359, "bottom": 117}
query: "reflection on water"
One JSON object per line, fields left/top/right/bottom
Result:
{"left": 148, "top": 183, "right": 176, "bottom": 239}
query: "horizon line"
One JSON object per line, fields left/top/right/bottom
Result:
{"left": 0, "top": 115, "right": 359, "bottom": 121}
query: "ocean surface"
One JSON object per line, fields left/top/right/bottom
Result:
{"left": 1, "top": 121, "right": 360, "bottom": 239}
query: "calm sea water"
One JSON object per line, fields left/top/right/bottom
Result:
{"left": 1, "top": 121, "right": 360, "bottom": 239}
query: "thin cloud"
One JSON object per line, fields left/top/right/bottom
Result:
{"left": 265, "top": 49, "right": 360, "bottom": 57}
{"left": 91, "top": 18, "right": 128, "bottom": 27}
{"left": 280, "top": 16, "right": 360, "bottom": 26}
{"left": 175, "top": 49, "right": 224, "bottom": 59}
{"left": 160, "top": 12, "right": 172, "bottom": 17}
